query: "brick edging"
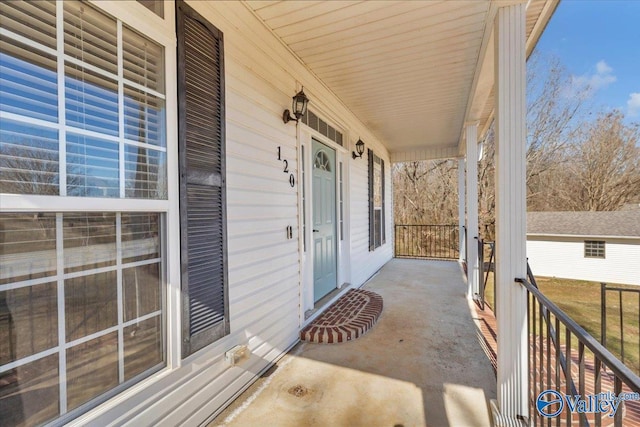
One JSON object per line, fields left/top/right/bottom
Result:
{"left": 300, "top": 289, "right": 383, "bottom": 344}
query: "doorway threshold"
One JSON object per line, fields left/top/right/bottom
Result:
{"left": 304, "top": 283, "right": 350, "bottom": 323}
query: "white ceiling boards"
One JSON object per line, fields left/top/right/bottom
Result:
{"left": 245, "top": 0, "right": 557, "bottom": 162}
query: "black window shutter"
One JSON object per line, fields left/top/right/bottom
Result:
{"left": 368, "top": 149, "right": 374, "bottom": 252}
{"left": 177, "top": 1, "right": 228, "bottom": 357}
{"left": 381, "top": 158, "right": 386, "bottom": 245}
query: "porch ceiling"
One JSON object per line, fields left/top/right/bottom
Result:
{"left": 244, "top": 0, "right": 557, "bottom": 162}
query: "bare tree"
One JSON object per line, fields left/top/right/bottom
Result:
{"left": 0, "top": 144, "right": 60, "bottom": 195}
{"left": 556, "top": 111, "right": 640, "bottom": 211}
{"left": 393, "top": 160, "right": 458, "bottom": 225}
{"left": 525, "top": 54, "right": 589, "bottom": 210}
{"left": 478, "top": 128, "right": 496, "bottom": 240}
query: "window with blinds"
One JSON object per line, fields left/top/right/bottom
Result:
{"left": 0, "top": 0, "right": 167, "bottom": 199}
{"left": 0, "top": 1, "right": 168, "bottom": 425}
{"left": 368, "top": 149, "right": 386, "bottom": 251}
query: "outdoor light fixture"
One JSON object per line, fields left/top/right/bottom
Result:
{"left": 352, "top": 138, "right": 365, "bottom": 159}
{"left": 283, "top": 88, "right": 309, "bottom": 124}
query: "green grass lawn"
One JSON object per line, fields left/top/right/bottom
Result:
{"left": 482, "top": 273, "right": 640, "bottom": 375}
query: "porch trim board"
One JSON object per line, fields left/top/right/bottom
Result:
{"left": 493, "top": 3, "right": 529, "bottom": 424}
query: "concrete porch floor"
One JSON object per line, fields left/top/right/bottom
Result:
{"left": 209, "top": 259, "right": 497, "bottom": 427}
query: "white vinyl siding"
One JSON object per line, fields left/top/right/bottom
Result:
{"left": 527, "top": 237, "right": 640, "bottom": 286}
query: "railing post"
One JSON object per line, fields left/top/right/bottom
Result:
{"left": 601, "top": 282, "right": 607, "bottom": 348}
{"left": 465, "top": 123, "right": 479, "bottom": 299}
{"left": 458, "top": 158, "right": 466, "bottom": 263}
{"left": 478, "top": 239, "right": 485, "bottom": 309}
{"left": 620, "top": 289, "right": 625, "bottom": 365}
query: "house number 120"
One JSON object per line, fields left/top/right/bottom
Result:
{"left": 277, "top": 146, "right": 295, "bottom": 187}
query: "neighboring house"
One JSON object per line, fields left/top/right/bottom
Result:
{"left": 527, "top": 211, "right": 640, "bottom": 286}
{"left": 0, "top": 1, "right": 556, "bottom": 426}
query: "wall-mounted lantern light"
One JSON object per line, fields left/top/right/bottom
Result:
{"left": 352, "top": 138, "right": 365, "bottom": 159}
{"left": 283, "top": 88, "right": 309, "bottom": 124}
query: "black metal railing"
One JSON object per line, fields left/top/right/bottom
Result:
{"left": 602, "top": 283, "right": 640, "bottom": 376}
{"left": 394, "top": 224, "right": 459, "bottom": 259}
{"left": 518, "top": 276, "right": 640, "bottom": 426}
{"left": 462, "top": 225, "right": 467, "bottom": 265}
{"left": 476, "top": 240, "right": 495, "bottom": 311}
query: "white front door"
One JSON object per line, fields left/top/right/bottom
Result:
{"left": 312, "top": 139, "right": 337, "bottom": 302}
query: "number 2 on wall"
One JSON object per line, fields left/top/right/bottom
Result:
{"left": 277, "top": 146, "right": 295, "bottom": 188}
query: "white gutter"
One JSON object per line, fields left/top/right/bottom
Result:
{"left": 527, "top": 233, "right": 640, "bottom": 240}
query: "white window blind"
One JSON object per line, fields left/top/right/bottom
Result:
{"left": 0, "top": 0, "right": 167, "bottom": 199}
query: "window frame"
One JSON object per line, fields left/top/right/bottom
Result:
{"left": 0, "top": 0, "right": 179, "bottom": 424}
{"left": 584, "top": 240, "right": 605, "bottom": 259}
{"left": 368, "top": 149, "right": 385, "bottom": 251}
{"left": 300, "top": 109, "right": 344, "bottom": 147}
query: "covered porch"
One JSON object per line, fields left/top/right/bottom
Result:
{"left": 4, "top": 1, "right": 639, "bottom": 426}
{"left": 210, "top": 258, "right": 496, "bottom": 427}
{"left": 242, "top": 0, "right": 557, "bottom": 422}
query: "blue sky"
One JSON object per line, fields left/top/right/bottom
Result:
{"left": 534, "top": 0, "right": 640, "bottom": 122}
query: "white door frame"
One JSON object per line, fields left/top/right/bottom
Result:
{"left": 297, "top": 126, "right": 350, "bottom": 325}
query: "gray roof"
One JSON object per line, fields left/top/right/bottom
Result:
{"left": 527, "top": 211, "right": 640, "bottom": 238}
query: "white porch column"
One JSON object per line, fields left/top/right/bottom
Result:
{"left": 493, "top": 3, "right": 529, "bottom": 424}
{"left": 465, "top": 124, "right": 479, "bottom": 298}
{"left": 458, "top": 158, "right": 466, "bottom": 263}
